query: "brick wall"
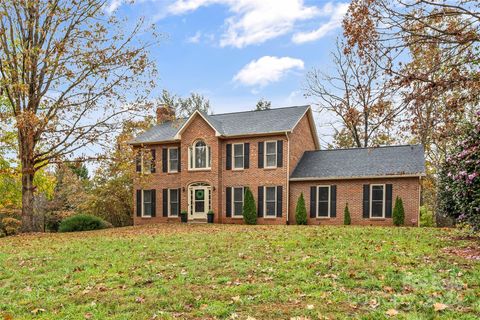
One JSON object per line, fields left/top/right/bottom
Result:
{"left": 288, "top": 113, "right": 317, "bottom": 174}
{"left": 288, "top": 177, "right": 421, "bottom": 226}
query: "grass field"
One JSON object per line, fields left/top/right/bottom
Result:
{"left": 0, "top": 224, "right": 479, "bottom": 319}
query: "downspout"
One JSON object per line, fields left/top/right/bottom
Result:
{"left": 285, "top": 132, "right": 290, "bottom": 225}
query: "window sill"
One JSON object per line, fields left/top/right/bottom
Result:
{"left": 140, "top": 216, "right": 152, "bottom": 219}
{"left": 262, "top": 215, "right": 277, "bottom": 219}
{"left": 188, "top": 168, "right": 212, "bottom": 172}
{"left": 231, "top": 216, "right": 243, "bottom": 219}
{"left": 167, "top": 171, "right": 179, "bottom": 174}
{"left": 316, "top": 217, "right": 331, "bottom": 220}
{"left": 369, "top": 217, "right": 387, "bottom": 220}
{"left": 263, "top": 167, "right": 278, "bottom": 170}
{"left": 232, "top": 168, "right": 244, "bottom": 171}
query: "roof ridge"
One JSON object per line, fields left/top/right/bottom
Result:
{"left": 304, "top": 144, "right": 422, "bottom": 153}
{"left": 210, "top": 105, "right": 309, "bottom": 117}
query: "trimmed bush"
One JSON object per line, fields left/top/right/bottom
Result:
{"left": 59, "top": 214, "right": 109, "bottom": 232}
{"left": 1, "top": 217, "right": 22, "bottom": 236}
{"left": 242, "top": 187, "right": 257, "bottom": 225}
{"left": 393, "top": 196, "right": 405, "bottom": 226}
{"left": 419, "top": 206, "right": 435, "bottom": 227}
{"left": 295, "top": 193, "right": 307, "bottom": 225}
{"left": 344, "top": 203, "right": 351, "bottom": 225}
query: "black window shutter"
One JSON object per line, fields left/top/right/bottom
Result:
{"left": 151, "top": 149, "right": 156, "bottom": 173}
{"left": 257, "top": 186, "right": 264, "bottom": 217}
{"left": 330, "top": 185, "right": 337, "bottom": 218}
{"left": 310, "top": 186, "right": 317, "bottom": 218}
{"left": 178, "top": 147, "right": 181, "bottom": 172}
{"left": 385, "top": 184, "right": 393, "bottom": 218}
{"left": 226, "top": 144, "right": 232, "bottom": 170}
{"left": 276, "top": 186, "right": 283, "bottom": 217}
{"left": 277, "top": 140, "right": 283, "bottom": 167}
{"left": 244, "top": 143, "right": 250, "bottom": 169}
{"left": 163, "top": 189, "right": 168, "bottom": 217}
{"left": 136, "top": 190, "right": 142, "bottom": 216}
{"left": 226, "top": 187, "right": 232, "bottom": 217}
{"left": 363, "top": 184, "right": 370, "bottom": 218}
{"left": 151, "top": 189, "right": 156, "bottom": 217}
{"left": 135, "top": 152, "right": 141, "bottom": 173}
{"left": 162, "top": 148, "right": 168, "bottom": 173}
{"left": 258, "top": 142, "right": 264, "bottom": 168}
{"left": 177, "top": 188, "right": 181, "bottom": 215}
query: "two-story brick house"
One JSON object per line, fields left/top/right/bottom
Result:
{"left": 130, "top": 105, "right": 425, "bottom": 226}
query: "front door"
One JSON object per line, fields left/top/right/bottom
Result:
{"left": 191, "top": 186, "right": 209, "bottom": 220}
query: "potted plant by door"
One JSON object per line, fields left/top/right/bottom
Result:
{"left": 180, "top": 210, "right": 188, "bottom": 223}
{"left": 207, "top": 210, "right": 214, "bottom": 224}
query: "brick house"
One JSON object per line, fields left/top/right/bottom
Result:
{"left": 130, "top": 105, "right": 425, "bottom": 226}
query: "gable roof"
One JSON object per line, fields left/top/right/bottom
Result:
{"left": 290, "top": 144, "right": 425, "bottom": 181}
{"left": 130, "top": 105, "right": 318, "bottom": 146}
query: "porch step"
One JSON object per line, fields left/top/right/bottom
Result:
{"left": 188, "top": 219, "right": 208, "bottom": 224}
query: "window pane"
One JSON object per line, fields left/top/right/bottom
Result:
{"left": 266, "top": 202, "right": 276, "bottom": 216}
{"left": 234, "top": 144, "right": 243, "bottom": 156}
{"left": 169, "top": 148, "right": 178, "bottom": 160}
{"left": 266, "top": 154, "right": 276, "bottom": 167}
{"left": 234, "top": 202, "right": 243, "bottom": 216}
{"left": 234, "top": 156, "right": 243, "bottom": 168}
{"left": 318, "top": 202, "right": 329, "bottom": 217}
{"left": 372, "top": 186, "right": 384, "bottom": 200}
{"left": 266, "top": 187, "right": 276, "bottom": 201}
{"left": 195, "top": 145, "right": 206, "bottom": 168}
{"left": 143, "top": 203, "right": 152, "bottom": 216}
{"left": 170, "top": 189, "right": 178, "bottom": 202}
{"left": 371, "top": 201, "right": 383, "bottom": 217}
{"left": 318, "top": 187, "right": 329, "bottom": 201}
{"left": 170, "top": 159, "right": 178, "bottom": 171}
{"left": 266, "top": 142, "right": 276, "bottom": 154}
{"left": 143, "top": 190, "right": 152, "bottom": 203}
{"left": 170, "top": 203, "right": 178, "bottom": 216}
{"left": 234, "top": 188, "right": 243, "bottom": 201}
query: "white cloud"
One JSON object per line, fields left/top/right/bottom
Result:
{"left": 292, "top": 3, "right": 349, "bottom": 44}
{"left": 105, "top": 0, "right": 123, "bottom": 14}
{"left": 233, "top": 56, "right": 304, "bottom": 87}
{"left": 168, "top": 0, "right": 319, "bottom": 48}
{"left": 187, "top": 31, "right": 202, "bottom": 43}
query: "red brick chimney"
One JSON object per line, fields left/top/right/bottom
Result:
{"left": 156, "top": 104, "right": 175, "bottom": 124}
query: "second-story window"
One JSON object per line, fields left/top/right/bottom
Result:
{"left": 168, "top": 147, "right": 178, "bottom": 172}
{"left": 189, "top": 140, "right": 211, "bottom": 170}
{"left": 265, "top": 141, "right": 277, "bottom": 168}
{"left": 233, "top": 143, "right": 244, "bottom": 169}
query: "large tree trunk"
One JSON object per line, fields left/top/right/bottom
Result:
{"left": 21, "top": 169, "right": 36, "bottom": 232}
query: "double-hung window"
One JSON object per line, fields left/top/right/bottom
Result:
{"left": 169, "top": 188, "right": 179, "bottom": 216}
{"left": 168, "top": 147, "right": 179, "bottom": 172}
{"left": 265, "top": 141, "right": 277, "bottom": 168}
{"left": 370, "top": 184, "right": 385, "bottom": 218}
{"left": 142, "top": 190, "right": 153, "bottom": 217}
{"left": 232, "top": 187, "right": 244, "bottom": 217}
{"left": 233, "top": 143, "right": 244, "bottom": 169}
{"left": 265, "top": 186, "right": 277, "bottom": 217}
{"left": 317, "top": 186, "right": 330, "bottom": 218}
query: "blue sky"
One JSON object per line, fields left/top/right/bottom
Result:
{"left": 108, "top": 0, "right": 349, "bottom": 117}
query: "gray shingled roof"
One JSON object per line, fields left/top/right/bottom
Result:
{"left": 290, "top": 145, "right": 425, "bottom": 180}
{"left": 130, "top": 105, "right": 310, "bottom": 144}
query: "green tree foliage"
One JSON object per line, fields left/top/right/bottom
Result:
{"left": 344, "top": 203, "right": 351, "bottom": 225}
{"left": 255, "top": 98, "right": 271, "bottom": 111}
{"left": 419, "top": 206, "right": 435, "bottom": 227}
{"left": 393, "top": 196, "right": 405, "bottom": 226}
{"left": 295, "top": 193, "right": 307, "bottom": 225}
{"left": 59, "top": 214, "right": 109, "bottom": 232}
{"left": 159, "top": 90, "right": 212, "bottom": 118}
{"left": 242, "top": 187, "right": 257, "bottom": 225}
{"left": 437, "top": 113, "right": 480, "bottom": 230}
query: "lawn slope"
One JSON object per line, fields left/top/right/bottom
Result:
{"left": 0, "top": 225, "right": 479, "bottom": 319}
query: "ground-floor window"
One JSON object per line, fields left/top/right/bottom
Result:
{"left": 317, "top": 186, "right": 330, "bottom": 218}
{"left": 142, "top": 190, "right": 154, "bottom": 217}
{"left": 265, "top": 186, "right": 277, "bottom": 217}
{"left": 169, "top": 188, "right": 179, "bottom": 216}
{"left": 233, "top": 187, "right": 244, "bottom": 217}
{"left": 370, "top": 184, "right": 385, "bottom": 218}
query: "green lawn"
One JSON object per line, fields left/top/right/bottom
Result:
{"left": 0, "top": 225, "right": 479, "bottom": 319}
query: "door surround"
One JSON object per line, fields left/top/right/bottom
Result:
{"left": 188, "top": 182, "right": 211, "bottom": 220}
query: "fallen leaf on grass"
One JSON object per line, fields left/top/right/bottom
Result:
{"left": 434, "top": 303, "right": 448, "bottom": 311}
{"left": 386, "top": 309, "right": 399, "bottom": 316}
{"left": 231, "top": 296, "right": 241, "bottom": 302}
{"left": 135, "top": 296, "right": 145, "bottom": 304}
{"left": 369, "top": 299, "right": 379, "bottom": 309}
{"left": 306, "top": 304, "right": 314, "bottom": 310}
{"left": 84, "top": 312, "right": 93, "bottom": 319}
{"left": 31, "top": 308, "right": 46, "bottom": 315}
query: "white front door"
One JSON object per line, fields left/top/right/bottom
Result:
{"left": 190, "top": 186, "right": 209, "bottom": 220}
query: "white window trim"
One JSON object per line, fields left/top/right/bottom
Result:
{"left": 316, "top": 185, "right": 331, "bottom": 218}
{"left": 232, "top": 186, "right": 244, "bottom": 217}
{"left": 370, "top": 184, "right": 386, "bottom": 219}
{"left": 168, "top": 188, "right": 179, "bottom": 217}
{"left": 264, "top": 141, "right": 277, "bottom": 169}
{"left": 232, "top": 143, "right": 244, "bottom": 170}
{"left": 188, "top": 141, "right": 212, "bottom": 170}
{"left": 263, "top": 186, "right": 277, "bottom": 218}
{"left": 167, "top": 147, "right": 179, "bottom": 173}
{"left": 141, "top": 190, "right": 152, "bottom": 218}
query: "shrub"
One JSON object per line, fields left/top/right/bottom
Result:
{"left": 242, "top": 187, "right": 257, "bottom": 225}
{"left": 1, "top": 217, "right": 22, "bottom": 236}
{"left": 393, "top": 196, "right": 405, "bottom": 226}
{"left": 59, "top": 214, "right": 109, "bottom": 232}
{"left": 419, "top": 206, "right": 435, "bottom": 227}
{"left": 295, "top": 193, "right": 307, "bottom": 225}
{"left": 344, "top": 203, "right": 351, "bottom": 225}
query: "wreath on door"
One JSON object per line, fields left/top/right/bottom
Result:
{"left": 195, "top": 190, "right": 205, "bottom": 200}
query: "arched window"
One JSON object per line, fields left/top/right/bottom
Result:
{"left": 189, "top": 140, "right": 211, "bottom": 169}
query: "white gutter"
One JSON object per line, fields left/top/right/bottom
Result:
{"left": 289, "top": 174, "right": 426, "bottom": 181}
